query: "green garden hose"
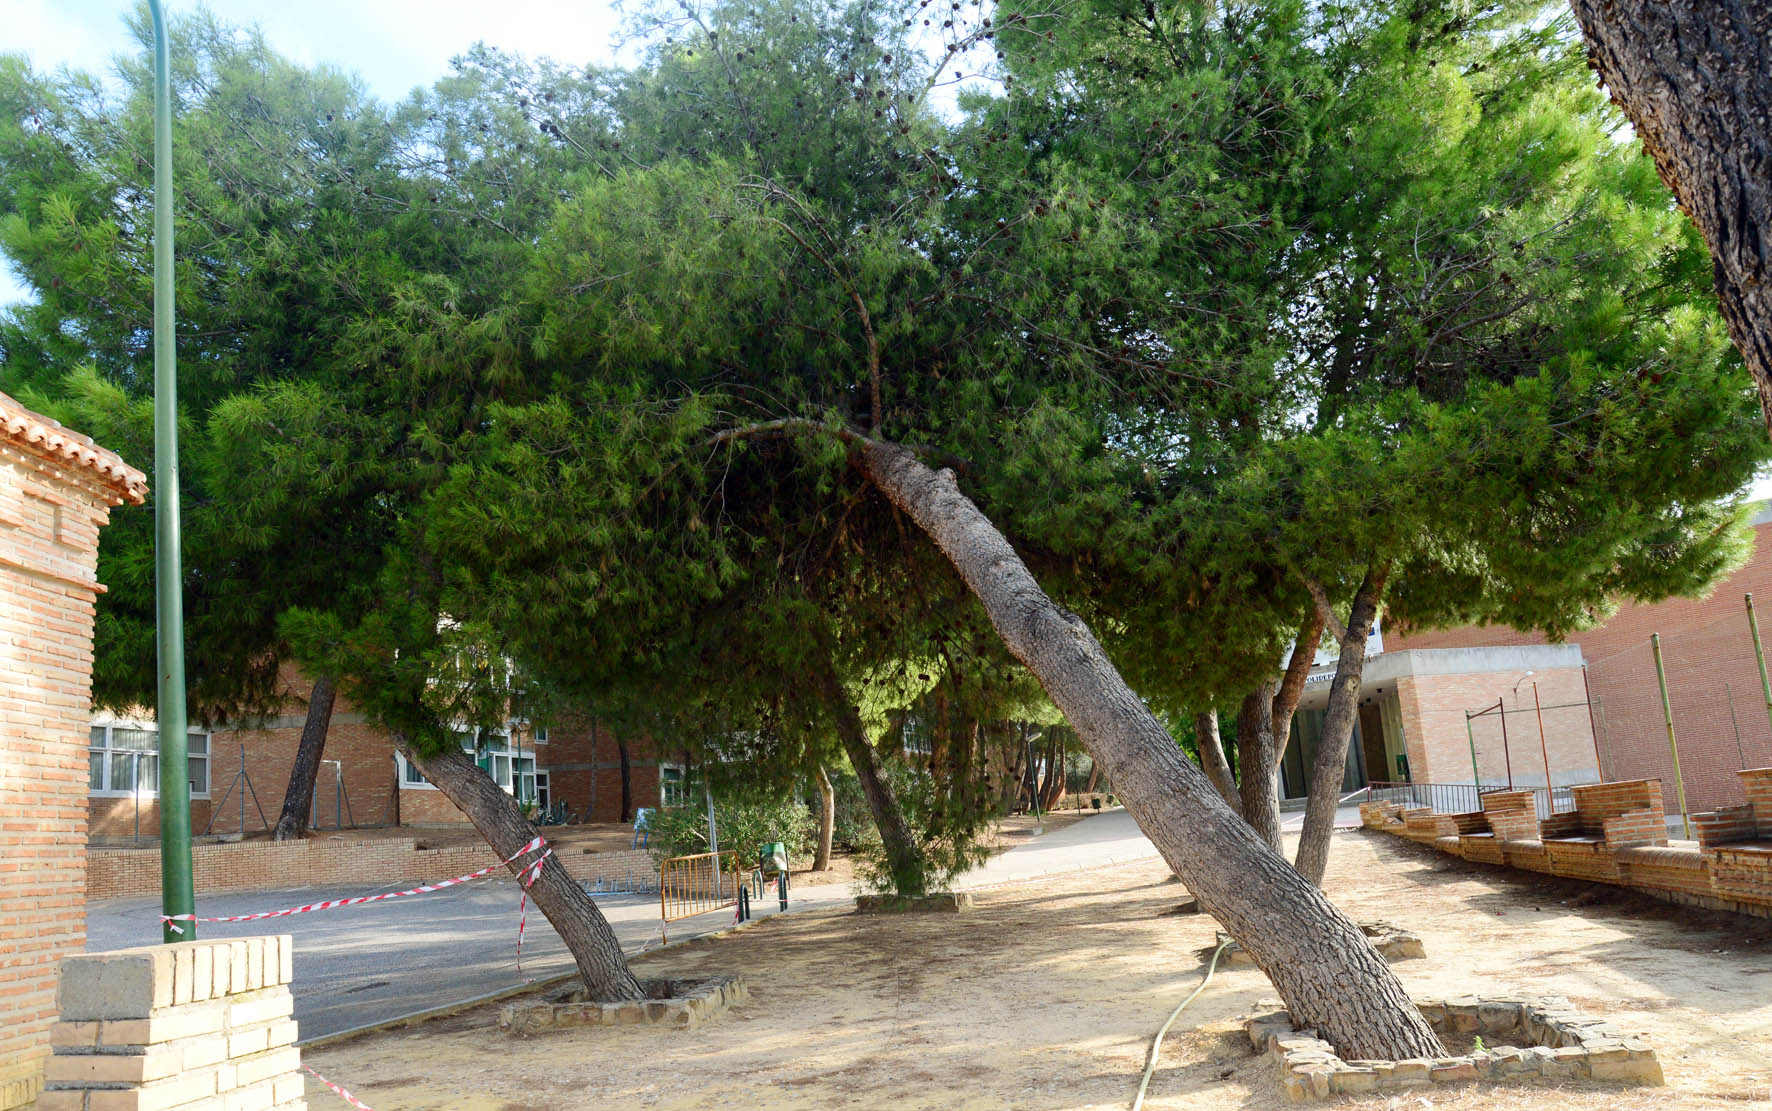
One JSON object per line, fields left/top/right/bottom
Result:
{"left": 1130, "top": 935, "right": 1234, "bottom": 1111}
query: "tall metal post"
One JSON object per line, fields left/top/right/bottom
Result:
{"left": 1531, "top": 683, "right": 1552, "bottom": 792}
{"left": 1581, "top": 665, "right": 1605, "bottom": 781}
{"left": 1464, "top": 711, "right": 1482, "bottom": 788}
{"left": 1496, "top": 698, "right": 1514, "bottom": 789}
{"left": 1650, "top": 633, "right": 1693, "bottom": 840}
{"left": 1748, "top": 593, "right": 1772, "bottom": 744}
{"left": 149, "top": 0, "right": 195, "bottom": 943}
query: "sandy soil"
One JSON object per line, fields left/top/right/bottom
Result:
{"left": 303, "top": 827, "right": 1772, "bottom": 1110}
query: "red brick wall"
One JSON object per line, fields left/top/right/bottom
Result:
{"left": 87, "top": 838, "right": 658, "bottom": 900}
{"left": 1388, "top": 520, "right": 1772, "bottom": 812}
{"left": 538, "top": 725, "right": 662, "bottom": 823}
{"left": 1367, "top": 766, "right": 1772, "bottom": 918}
{"left": 0, "top": 397, "right": 143, "bottom": 1111}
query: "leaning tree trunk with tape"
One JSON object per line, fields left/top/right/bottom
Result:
{"left": 394, "top": 736, "right": 645, "bottom": 1002}
{"left": 859, "top": 440, "right": 1442, "bottom": 1060}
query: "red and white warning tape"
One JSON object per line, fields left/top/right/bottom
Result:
{"left": 512, "top": 846, "right": 554, "bottom": 977}
{"left": 162, "top": 836, "right": 550, "bottom": 935}
{"left": 304, "top": 1066, "right": 374, "bottom": 1111}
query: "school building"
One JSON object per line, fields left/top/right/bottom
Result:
{"left": 87, "top": 668, "right": 676, "bottom": 843}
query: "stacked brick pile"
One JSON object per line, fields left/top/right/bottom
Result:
{"left": 1361, "top": 772, "right": 1772, "bottom": 918}
{"left": 42, "top": 936, "right": 304, "bottom": 1111}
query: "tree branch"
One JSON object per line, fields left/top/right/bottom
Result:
{"left": 1300, "top": 576, "right": 1350, "bottom": 643}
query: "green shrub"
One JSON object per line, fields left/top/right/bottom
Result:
{"left": 647, "top": 790, "right": 817, "bottom": 869}
{"left": 853, "top": 762, "right": 993, "bottom": 898}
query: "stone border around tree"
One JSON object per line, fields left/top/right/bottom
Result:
{"left": 1245, "top": 995, "right": 1663, "bottom": 1101}
{"left": 499, "top": 975, "right": 746, "bottom": 1035}
{"left": 1207, "top": 920, "right": 1423, "bottom": 968}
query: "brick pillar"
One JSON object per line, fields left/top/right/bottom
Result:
{"left": 42, "top": 936, "right": 304, "bottom": 1111}
{"left": 0, "top": 394, "right": 147, "bottom": 1109}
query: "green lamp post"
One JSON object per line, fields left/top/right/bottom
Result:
{"left": 148, "top": 0, "right": 196, "bottom": 942}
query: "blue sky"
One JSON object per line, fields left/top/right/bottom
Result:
{"left": 5, "top": 0, "right": 634, "bottom": 306}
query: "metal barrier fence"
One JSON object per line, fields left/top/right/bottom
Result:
{"left": 659, "top": 851, "right": 746, "bottom": 935}
{"left": 1364, "top": 781, "right": 1583, "bottom": 820}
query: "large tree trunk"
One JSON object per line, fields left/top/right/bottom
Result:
{"left": 272, "top": 675, "right": 337, "bottom": 841}
{"left": 1569, "top": 0, "right": 1772, "bottom": 428}
{"left": 812, "top": 763, "right": 835, "bottom": 872}
{"left": 813, "top": 646, "right": 929, "bottom": 895}
{"left": 617, "top": 738, "right": 633, "bottom": 823}
{"left": 1293, "top": 567, "right": 1389, "bottom": 887}
{"left": 1195, "top": 710, "right": 1241, "bottom": 815}
{"left": 860, "top": 441, "right": 1440, "bottom": 1059}
{"left": 393, "top": 736, "right": 643, "bottom": 1001}
{"left": 1234, "top": 683, "right": 1282, "bottom": 850}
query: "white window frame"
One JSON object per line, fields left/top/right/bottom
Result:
{"left": 659, "top": 763, "right": 689, "bottom": 808}
{"left": 395, "top": 725, "right": 536, "bottom": 801}
{"left": 88, "top": 719, "right": 211, "bottom": 799}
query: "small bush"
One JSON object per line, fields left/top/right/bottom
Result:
{"left": 853, "top": 762, "right": 993, "bottom": 898}
{"left": 647, "top": 790, "right": 817, "bottom": 869}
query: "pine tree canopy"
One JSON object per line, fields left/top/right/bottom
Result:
{"left": 1, "top": 0, "right": 1765, "bottom": 753}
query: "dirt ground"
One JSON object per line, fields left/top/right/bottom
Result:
{"left": 304, "top": 828, "right": 1772, "bottom": 1110}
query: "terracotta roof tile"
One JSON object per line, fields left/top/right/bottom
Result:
{"left": 0, "top": 390, "right": 148, "bottom": 505}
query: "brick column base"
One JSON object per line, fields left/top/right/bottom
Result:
{"left": 42, "top": 936, "right": 305, "bottom": 1111}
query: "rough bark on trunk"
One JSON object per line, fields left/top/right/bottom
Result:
{"left": 617, "top": 738, "right": 633, "bottom": 823}
{"left": 272, "top": 675, "right": 337, "bottom": 841}
{"left": 1083, "top": 759, "right": 1100, "bottom": 795}
{"left": 859, "top": 441, "right": 1440, "bottom": 1059}
{"left": 1234, "top": 682, "right": 1283, "bottom": 850}
{"left": 1272, "top": 615, "right": 1327, "bottom": 765}
{"left": 1569, "top": 0, "right": 1772, "bottom": 428}
{"left": 1293, "top": 568, "right": 1389, "bottom": 887}
{"left": 813, "top": 646, "right": 928, "bottom": 895}
{"left": 393, "top": 736, "right": 643, "bottom": 1001}
{"left": 813, "top": 763, "right": 835, "bottom": 872}
{"left": 1195, "top": 710, "right": 1242, "bottom": 815}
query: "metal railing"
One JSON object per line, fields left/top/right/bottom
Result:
{"left": 1364, "top": 781, "right": 1585, "bottom": 820}
{"left": 659, "top": 851, "right": 746, "bottom": 936}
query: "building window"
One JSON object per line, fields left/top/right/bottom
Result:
{"left": 533, "top": 726, "right": 549, "bottom": 745}
{"left": 901, "top": 715, "right": 931, "bottom": 756}
{"left": 88, "top": 724, "right": 209, "bottom": 798}
{"left": 660, "top": 764, "right": 689, "bottom": 808}
{"left": 397, "top": 727, "right": 535, "bottom": 801}
{"left": 400, "top": 755, "right": 430, "bottom": 787}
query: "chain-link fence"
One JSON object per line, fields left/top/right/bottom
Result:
{"left": 1586, "top": 601, "right": 1772, "bottom": 817}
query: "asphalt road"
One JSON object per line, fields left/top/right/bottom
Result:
{"left": 88, "top": 810, "right": 1162, "bottom": 1042}
{"left": 89, "top": 877, "right": 848, "bottom": 1041}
